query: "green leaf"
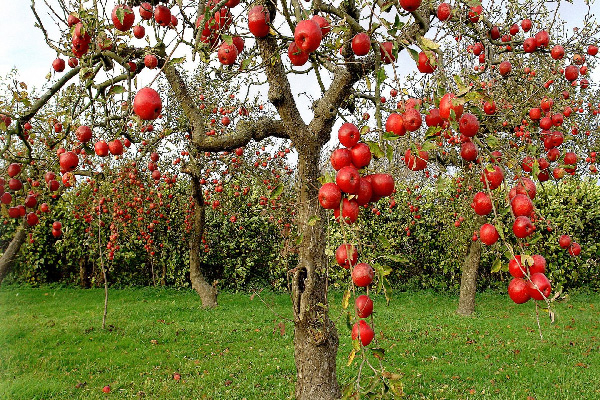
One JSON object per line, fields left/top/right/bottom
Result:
{"left": 378, "top": 234, "right": 391, "bottom": 248}
{"left": 222, "top": 34, "right": 233, "bottom": 45}
{"left": 486, "top": 135, "right": 500, "bottom": 148}
{"left": 270, "top": 183, "right": 283, "bottom": 199}
{"left": 386, "top": 143, "right": 394, "bottom": 163}
{"left": 365, "top": 76, "right": 372, "bottom": 91}
{"left": 376, "top": 68, "right": 387, "bottom": 85}
{"left": 107, "top": 85, "right": 126, "bottom": 96}
{"left": 318, "top": 172, "right": 335, "bottom": 184}
{"left": 420, "top": 141, "right": 436, "bottom": 152}
{"left": 374, "top": 263, "right": 392, "bottom": 277}
{"left": 424, "top": 125, "right": 442, "bottom": 139}
{"left": 366, "top": 140, "right": 384, "bottom": 159}
{"left": 464, "top": 91, "right": 482, "bottom": 103}
{"left": 371, "top": 348, "right": 385, "bottom": 359}
{"left": 382, "top": 131, "right": 401, "bottom": 140}
{"left": 384, "top": 254, "right": 408, "bottom": 263}
{"left": 115, "top": 7, "right": 126, "bottom": 24}
{"left": 342, "top": 289, "right": 351, "bottom": 309}
{"left": 491, "top": 258, "right": 502, "bottom": 273}
{"left": 307, "top": 215, "right": 320, "bottom": 226}
{"left": 168, "top": 57, "right": 186, "bottom": 65}
{"left": 347, "top": 348, "right": 357, "bottom": 366}
{"left": 418, "top": 36, "right": 440, "bottom": 50}
{"left": 407, "top": 48, "right": 419, "bottom": 62}
{"left": 522, "top": 254, "right": 534, "bottom": 267}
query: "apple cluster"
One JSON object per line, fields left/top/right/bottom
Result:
{"left": 319, "top": 123, "right": 396, "bottom": 347}
{"left": 286, "top": 16, "right": 329, "bottom": 67}
{"left": 319, "top": 123, "right": 395, "bottom": 224}
{"left": 507, "top": 255, "right": 551, "bottom": 304}
{"left": 335, "top": 244, "right": 375, "bottom": 347}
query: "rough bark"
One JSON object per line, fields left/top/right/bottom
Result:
{"left": 190, "top": 174, "right": 218, "bottom": 308}
{"left": 79, "top": 258, "right": 91, "bottom": 288}
{"left": 292, "top": 145, "right": 340, "bottom": 400}
{"left": 457, "top": 239, "right": 482, "bottom": 316}
{"left": 0, "top": 223, "right": 27, "bottom": 285}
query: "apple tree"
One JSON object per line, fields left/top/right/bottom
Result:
{"left": 1, "top": 0, "right": 597, "bottom": 398}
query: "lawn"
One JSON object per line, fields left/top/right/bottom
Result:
{"left": 1, "top": 286, "right": 599, "bottom": 399}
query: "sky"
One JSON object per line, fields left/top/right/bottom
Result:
{"left": 0, "top": 1, "right": 598, "bottom": 121}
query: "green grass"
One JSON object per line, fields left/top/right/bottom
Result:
{"left": 1, "top": 287, "right": 599, "bottom": 399}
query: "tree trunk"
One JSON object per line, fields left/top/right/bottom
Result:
{"left": 161, "top": 262, "right": 167, "bottom": 286}
{"left": 457, "top": 238, "right": 482, "bottom": 316}
{"left": 292, "top": 145, "right": 340, "bottom": 400}
{"left": 79, "top": 258, "right": 91, "bottom": 288}
{"left": 190, "top": 174, "right": 218, "bottom": 308}
{"left": 0, "top": 222, "right": 27, "bottom": 285}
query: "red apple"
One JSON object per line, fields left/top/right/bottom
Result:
{"left": 144, "top": 54, "right": 158, "bottom": 69}
{"left": 355, "top": 295, "right": 373, "bottom": 318}
{"left": 288, "top": 42, "right": 309, "bottom": 66}
{"left": 330, "top": 148, "right": 352, "bottom": 170}
{"left": 404, "top": 147, "right": 428, "bottom": 171}
{"left": 336, "top": 166, "right": 360, "bottom": 194}
{"left": 479, "top": 223, "right": 499, "bottom": 245}
{"left": 379, "top": 42, "right": 395, "bottom": 64}
{"left": 355, "top": 178, "right": 373, "bottom": 206}
{"left": 59, "top": 151, "right": 79, "bottom": 172}
{"left": 559, "top": 234, "right": 571, "bottom": 249}
{"left": 351, "top": 320, "right": 374, "bottom": 346}
{"left": 369, "top": 174, "right": 394, "bottom": 198}
{"left": 139, "top": 2, "right": 153, "bottom": 20}
{"left": 528, "top": 273, "right": 551, "bottom": 300}
{"left": 350, "top": 143, "right": 371, "bottom": 169}
{"left": 480, "top": 165, "right": 504, "bottom": 190}
{"left": 508, "top": 278, "right": 531, "bottom": 304}
{"left": 513, "top": 216, "right": 535, "bottom": 238}
{"left": 248, "top": 6, "right": 270, "bottom": 38}
{"left": 95, "top": 140, "right": 109, "bottom": 157}
{"left": 76, "top": 125, "right": 93, "bottom": 142}
{"left": 154, "top": 5, "right": 171, "bottom": 27}
{"left": 7, "top": 163, "right": 21, "bottom": 178}
{"left": 52, "top": 58, "right": 65, "bottom": 72}
{"left": 417, "top": 51, "right": 436, "bottom": 73}
{"left": 403, "top": 108, "right": 422, "bottom": 132}
{"left": 334, "top": 198, "right": 359, "bottom": 224}
{"left": 459, "top": 113, "right": 479, "bottom": 137}
{"left": 311, "top": 15, "right": 330, "bottom": 36}
{"left": 439, "top": 93, "right": 463, "bottom": 120}
{"left": 294, "top": 20, "right": 322, "bottom": 53}
{"left": 499, "top": 61, "right": 512, "bottom": 76}
{"left": 134, "top": 87, "right": 162, "bottom": 120}
{"left": 351, "top": 33, "right": 371, "bottom": 56}
{"left": 338, "top": 123, "right": 360, "bottom": 148}
{"left": 511, "top": 194, "right": 533, "bottom": 217}
{"left": 109, "top": 139, "right": 124, "bottom": 155}
{"left": 460, "top": 141, "right": 478, "bottom": 161}
{"left": 385, "top": 113, "right": 406, "bottom": 136}
{"left": 111, "top": 4, "right": 135, "bottom": 31}
{"left": 217, "top": 42, "right": 238, "bottom": 65}
{"left": 509, "top": 256, "right": 525, "bottom": 278}
{"left": 335, "top": 243, "right": 358, "bottom": 269}
{"left": 530, "top": 255, "right": 546, "bottom": 274}
{"left": 399, "top": 0, "right": 422, "bottom": 12}
{"left": 437, "top": 3, "right": 451, "bottom": 20}
{"left": 318, "top": 183, "right": 341, "bottom": 209}
{"left": 133, "top": 25, "right": 145, "bottom": 39}
{"left": 569, "top": 243, "right": 581, "bottom": 256}
{"left": 352, "top": 263, "right": 374, "bottom": 287}
{"left": 471, "top": 192, "right": 492, "bottom": 216}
